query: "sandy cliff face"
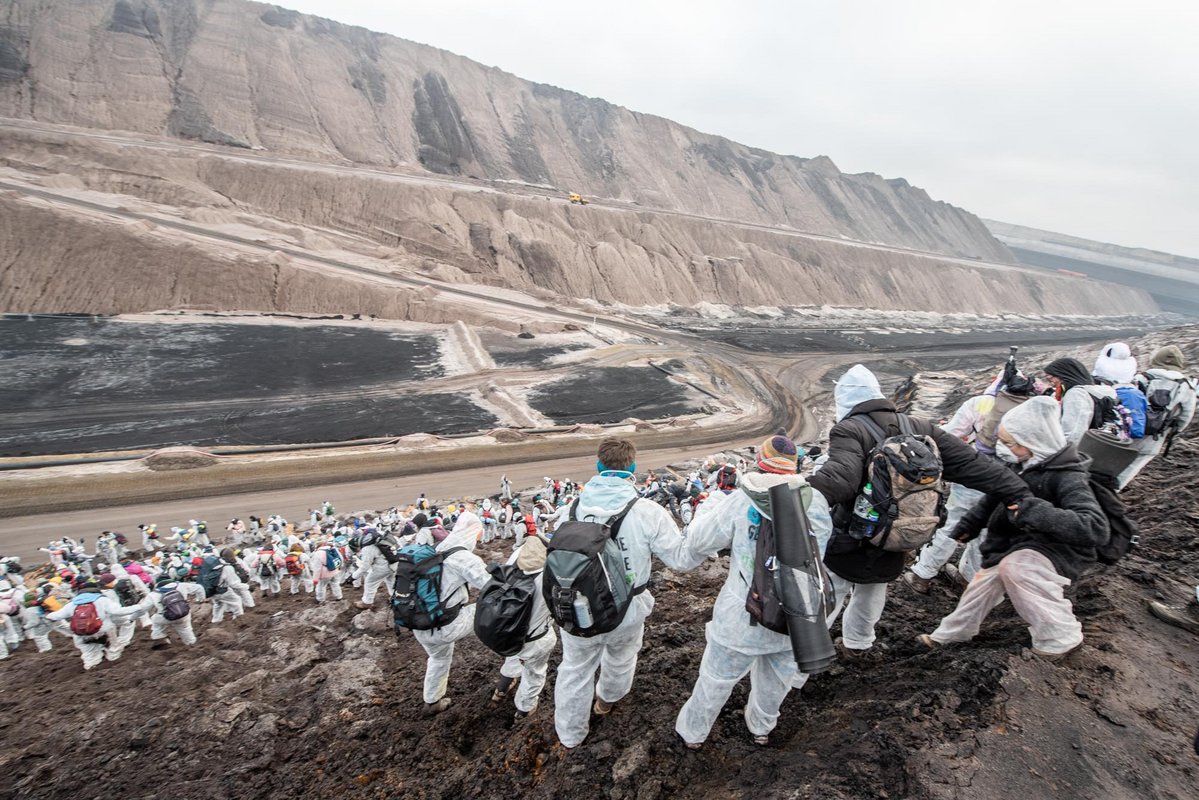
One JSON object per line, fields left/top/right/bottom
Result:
{"left": 0, "top": 132, "right": 1157, "bottom": 316}
{"left": 0, "top": 0, "right": 1008, "bottom": 260}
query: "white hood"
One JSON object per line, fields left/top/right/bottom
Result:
{"left": 834, "top": 364, "right": 885, "bottom": 421}
{"left": 438, "top": 512, "right": 481, "bottom": 553}
{"left": 1000, "top": 396, "right": 1067, "bottom": 466}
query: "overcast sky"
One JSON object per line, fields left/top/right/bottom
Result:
{"left": 284, "top": 0, "right": 1197, "bottom": 257}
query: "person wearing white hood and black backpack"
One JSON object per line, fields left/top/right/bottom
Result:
{"left": 405, "top": 512, "right": 491, "bottom": 714}
{"left": 547, "top": 438, "right": 702, "bottom": 749}
{"left": 919, "top": 397, "right": 1110, "bottom": 659}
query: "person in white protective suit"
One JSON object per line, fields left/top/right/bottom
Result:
{"left": 249, "top": 543, "right": 285, "bottom": 599}
{"left": 1122, "top": 345, "right": 1196, "bottom": 488}
{"left": 129, "top": 576, "right": 207, "bottom": 646}
{"left": 312, "top": 540, "right": 346, "bottom": 603}
{"left": 98, "top": 571, "right": 147, "bottom": 660}
{"left": 552, "top": 438, "right": 701, "bottom": 749}
{"left": 352, "top": 528, "right": 395, "bottom": 609}
{"left": 211, "top": 549, "right": 247, "bottom": 624}
{"left": 675, "top": 435, "right": 832, "bottom": 749}
{"left": 904, "top": 394, "right": 995, "bottom": 593}
{"left": 492, "top": 536, "right": 558, "bottom": 720}
{"left": 412, "top": 512, "right": 491, "bottom": 714}
{"left": 919, "top": 397, "right": 1109, "bottom": 659}
{"left": 46, "top": 579, "right": 119, "bottom": 670}
{"left": 1042, "top": 356, "right": 1119, "bottom": 446}
{"left": 18, "top": 590, "right": 63, "bottom": 653}
{"left": 0, "top": 581, "right": 25, "bottom": 657}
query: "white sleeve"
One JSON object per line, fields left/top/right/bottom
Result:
{"left": 680, "top": 491, "right": 737, "bottom": 559}
{"left": 1060, "top": 389, "right": 1093, "bottom": 445}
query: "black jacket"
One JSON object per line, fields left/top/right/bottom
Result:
{"left": 951, "top": 445, "right": 1109, "bottom": 581}
{"left": 811, "top": 399, "right": 1031, "bottom": 584}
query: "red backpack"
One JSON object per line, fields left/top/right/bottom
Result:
{"left": 284, "top": 552, "right": 304, "bottom": 576}
{"left": 70, "top": 602, "right": 103, "bottom": 636}
{"left": 524, "top": 513, "right": 538, "bottom": 536}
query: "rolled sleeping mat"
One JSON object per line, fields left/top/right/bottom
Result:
{"left": 769, "top": 483, "right": 838, "bottom": 674}
{"left": 975, "top": 391, "right": 1029, "bottom": 453}
{"left": 1077, "top": 429, "right": 1139, "bottom": 479}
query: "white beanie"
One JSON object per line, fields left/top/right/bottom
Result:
{"left": 834, "top": 364, "right": 885, "bottom": 422}
{"left": 1000, "top": 396, "right": 1067, "bottom": 465}
{"left": 1093, "top": 342, "right": 1137, "bottom": 385}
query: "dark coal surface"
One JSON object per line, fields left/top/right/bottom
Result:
{"left": 676, "top": 322, "right": 1153, "bottom": 354}
{"left": 0, "top": 317, "right": 502, "bottom": 455}
{"left": 528, "top": 366, "right": 703, "bottom": 424}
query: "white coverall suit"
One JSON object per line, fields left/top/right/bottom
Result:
{"left": 20, "top": 603, "right": 59, "bottom": 652}
{"left": 249, "top": 549, "right": 285, "bottom": 597}
{"left": 354, "top": 544, "right": 395, "bottom": 605}
{"left": 136, "top": 582, "right": 207, "bottom": 645}
{"left": 674, "top": 472, "right": 826, "bottom": 745}
{"left": 911, "top": 396, "right": 991, "bottom": 582}
{"left": 499, "top": 543, "right": 558, "bottom": 714}
{"left": 211, "top": 564, "right": 247, "bottom": 623}
{"left": 47, "top": 593, "right": 118, "bottom": 670}
{"left": 1118, "top": 368, "right": 1196, "bottom": 488}
{"left": 313, "top": 547, "right": 345, "bottom": 602}
{"left": 552, "top": 475, "right": 699, "bottom": 748}
{"left": 412, "top": 514, "right": 491, "bottom": 704}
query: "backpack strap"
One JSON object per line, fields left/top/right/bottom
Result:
{"left": 850, "top": 413, "right": 890, "bottom": 447}
{"left": 607, "top": 497, "right": 641, "bottom": 541}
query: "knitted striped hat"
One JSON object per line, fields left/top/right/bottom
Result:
{"left": 757, "top": 435, "right": 798, "bottom": 474}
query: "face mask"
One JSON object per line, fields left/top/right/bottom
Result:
{"left": 995, "top": 442, "right": 1021, "bottom": 464}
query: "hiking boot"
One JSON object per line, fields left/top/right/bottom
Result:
{"left": 751, "top": 734, "right": 770, "bottom": 747}
{"left": 835, "top": 637, "right": 883, "bottom": 661}
{"left": 1030, "top": 643, "right": 1081, "bottom": 662}
{"left": 514, "top": 702, "right": 537, "bottom": 721}
{"left": 592, "top": 697, "right": 615, "bottom": 716}
{"left": 902, "top": 572, "right": 932, "bottom": 595}
{"left": 491, "top": 675, "right": 516, "bottom": 703}
{"left": 1149, "top": 600, "right": 1199, "bottom": 636}
{"left": 916, "top": 633, "right": 939, "bottom": 650}
{"left": 424, "top": 698, "right": 453, "bottom": 715}
{"left": 353, "top": 601, "right": 372, "bottom": 610}
{"left": 943, "top": 565, "right": 969, "bottom": 591}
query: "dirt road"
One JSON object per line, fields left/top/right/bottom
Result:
{"left": 0, "top": 439, "right": 751, "bottom": 563}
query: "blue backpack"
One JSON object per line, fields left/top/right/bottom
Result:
{"left": 391, "top": 544, "right": 465, "bottom": 631}
{"left": 1115, "top": 386, "right": 1148, "bottom": 439}
{"left": 324, "top": 547, "right": 343, "bottom": 572}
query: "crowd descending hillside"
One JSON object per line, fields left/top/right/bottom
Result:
{"left": 1, "top": 337, "right": 1196, "bottom": 800}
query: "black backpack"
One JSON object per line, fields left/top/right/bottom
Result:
{"left": 1091, "top": 472, "right": 1139, "bottom": 565}
{"left": 114, "top": 578, "right": 141, "bottom": 608}
{"left": 376, "top": 536, "right": 401, "bottom": 565}
{"left": 473, "top": 564, "right": 540, "bottom": 656}
{"left": 391, "top": 544, "right": 466, "bottom": 631}
{"left": 1142, "top": 377, "right": 1185, "bottom": 437}
{"left": 744, "top": 512, "right": 787, "bottom": 634}
{"left": 542, "top": 497, "right": 640, "bottom": 637}
{"left": 160, "top": 588, "right": 190, "bottom": 621}
{"left": 258, "top": 551, "right": 278, "bottom": 578}
{"left": 197, "top": 555, "right": 227, "bottom": 598}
